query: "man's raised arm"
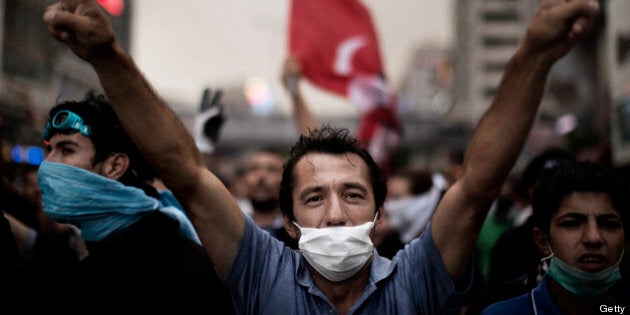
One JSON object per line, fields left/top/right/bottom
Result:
{"left": 43, "top": 0, "right": 244, "bottom": 276}
{"left": 281, "top": 56, "right": 319, "bottom": 136}
{"left": 430, "top": 0, "right": 600, "bottom": 282}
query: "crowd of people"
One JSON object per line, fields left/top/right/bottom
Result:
{"left": 3, "top": 0, "right": 628, "bottom": 314}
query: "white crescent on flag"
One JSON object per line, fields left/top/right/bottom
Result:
{"left": 333, "top": 36, "right": 367, "bottom": 76}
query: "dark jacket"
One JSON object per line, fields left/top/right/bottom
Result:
{"left": 29, "top": 211, "right": 235, "bottom": 313}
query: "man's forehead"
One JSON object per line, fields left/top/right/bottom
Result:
{"left": 293, "top": 152, "right": 370, "bottom": 184}
{"left": 555, "top": 192, "right": 618, "bottom": 216}
{"left": 48, "top": 132, "right": 92, "bottom": 147}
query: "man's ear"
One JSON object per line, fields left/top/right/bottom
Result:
{"left": 532, "top": 227, "right": 551, "bottom": 256}
{"left": 372, "top": 208, "right": 388, "bottom": 240}
{"left": 373, "top": 207, "right": 385, "bottom": 228}
{"left": 101, "top": 153, "right": 130, "bottom": 180}
{"left": 284, "top": 214, "right": 299, "bottom": 240}
{"left": 375, "top": 207, "right": 385, "bottom": 223}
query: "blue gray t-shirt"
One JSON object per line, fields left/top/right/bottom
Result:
{"left": 225, "top": 216, "right": 472, "bottom": 314}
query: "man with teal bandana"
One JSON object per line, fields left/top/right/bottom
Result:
{"left": 482, "top": 162, "right": 630, "bottom": 314}
{"left": 33, "top": 92, "right": 235, "bottom": 312}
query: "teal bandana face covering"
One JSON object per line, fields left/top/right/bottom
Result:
{"left": 38, "top": 161, "right": 200, "bottom": 243}
{"left": 543, "top": 237, "right": 622, "bottom": 297}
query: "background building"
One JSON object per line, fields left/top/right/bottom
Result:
{"left": 607, "top": 0, "right": 630, "bottom": 165}
{"left": 454, "top": 0, "right": 615, "bottom": 169}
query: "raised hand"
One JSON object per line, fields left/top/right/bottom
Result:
{"left": 281, "top": 56, "right": 303, "bottom": 98}
{"left": 43, "top": 0, "right": 116, "bottom": 63}
{"left": 523, "top": 0, "right": 599, "bottom": 63}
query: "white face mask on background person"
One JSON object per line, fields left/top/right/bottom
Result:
{"left": 293, "top": 214, "right": 377, "bottom": 282}
{"left": 384, "top": 172, "right": 446, "bottom": 243}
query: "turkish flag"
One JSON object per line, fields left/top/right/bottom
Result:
{"left": 288, "top": 0, "right": 384, "bottom": 98}
{"left": 288, "top": 0, "right": 402, "bottom": 172}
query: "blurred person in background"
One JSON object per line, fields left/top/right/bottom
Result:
{"left": 2, "top": 157, "right": 87, "bottom": 293}
{"left": 376, "top": 167, "right": 448, "bottom": 258}
{"left": 281, "top": 55, "right": 321, "bottom": 137}
{"left": 240, "top": 148, "right": 297, "bottom": 248}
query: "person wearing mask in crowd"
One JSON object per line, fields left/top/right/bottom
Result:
{"left": 481, "top": 161, "right": 630, "bottom": 314}
{"left": 376, "top": 167, "right": 448, "bottom": 259}
{"left": 488, "top": 147, "right": 576, "bottom": 286}
{"left": 42, "top": 0, "right": 599, "bottom": 313}
{"left": 29, "top": 92, "right": 235, "bottom": 312}
{"left": 280, "top": 51, "right": 449, "bottom": 259}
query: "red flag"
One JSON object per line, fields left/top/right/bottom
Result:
{"left": 289, "top": 0, "right": 383, "bottom": 97}
{"left": 288, "top": 0, "right": 403, "bottom": 172}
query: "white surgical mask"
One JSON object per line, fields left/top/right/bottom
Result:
{"left": 293, "top": 214, "right": 377, "bottom": 282}
{"left": 384, "top": 173, "right": 447, "bottom": 243}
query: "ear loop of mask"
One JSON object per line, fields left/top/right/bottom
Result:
{"left": 536, "top": 234, "right": 554, "bottom": 282}
{"left": 541, "top": 234, "right": 554, "bottom": 263}
{"left": 617, "top": 249, "right": 625, "bottom": 267}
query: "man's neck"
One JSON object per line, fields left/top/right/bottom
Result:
{"left": 309, "top": 261, "right": 372, "bottom": 315}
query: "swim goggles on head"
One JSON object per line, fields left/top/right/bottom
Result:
{"left": 42, "top": 110, "right": 92, "bottom": 140}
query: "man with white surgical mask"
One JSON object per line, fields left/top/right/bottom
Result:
{"left": 42, "top": 0, "right": 601, "bottom": 313}
{"left": 482, "top": 162, "right": 630, "bottom": 314}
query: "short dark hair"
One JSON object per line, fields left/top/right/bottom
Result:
{"left": 531, "top": 161, "right": 630, "bottom": 237}
{"left": 279, "top": 124, "right": 387, "bottom": 221}
{"left": 515, "top": 147, "right": 576, "bottom": 202}
{"left": 47, "top": 91, "right": 158, "bottom": 198}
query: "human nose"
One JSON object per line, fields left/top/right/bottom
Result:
{"left": 324, "top": 195, "right": 347, "bottom": 227}
{"left": 582, "top": 220, "right": 604, "bottom": 246}
{"left": 44, "top": 149, "right": 58, "bottom": 162}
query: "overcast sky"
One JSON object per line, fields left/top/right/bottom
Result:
{"left": 131, "top": 0, "right": 454, "bottom": 116}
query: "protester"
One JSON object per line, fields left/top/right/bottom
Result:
{"left": 240, "top": 148, "right": 297, "bottom": 248}
{"left": 465, "top": 147, "right": 576, "bottom": 315}
{"left": 376, "top": 168, "right": 447, "bottom": 258}
{"left": 281, "top": 55, "right": 320, "bottom": 136}
{"left": 31, "top": 91, "right": 235, "bottom": 312}
{"left": 488, "top": 147, "right": 576, "bottom": 287}
{"left": 42, "top": 0, "right": 600, "bottom": 313}
{"left": 481, "top": 161, "right": 630, "bottom": 314}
